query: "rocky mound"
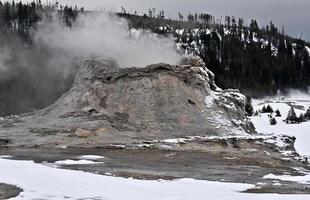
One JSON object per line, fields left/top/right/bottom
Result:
{"left": 0, "top": 56, "right": 255, "bottom": 148}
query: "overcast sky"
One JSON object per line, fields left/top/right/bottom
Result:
{"left": 24, "top": 0, "right": 310, "bottom": 41}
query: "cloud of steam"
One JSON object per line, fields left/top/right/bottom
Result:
{"left": 35, "top": 12, "right": 181, "bottom": 68}
{"left": 0, "top": 11, "right": 181, "bottom": 115}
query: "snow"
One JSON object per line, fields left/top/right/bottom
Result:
{"left": 55, "top": 159, "right": 103, "bottom": 165}
{"left": 306, "top": 46, "right": 310, "bottom": 55}
{"left": 175, "top": 29, "right": 184, "bottom": 35}
{"left": 250, "top": 100, "right": 310, "bottom": 158}
{"left": 1, "top": 158, "right": 310, "bottom": 200}
{"left": 78, "top": 155, "right": 104, "bottom": 160}
{"left": 163, "top": 138, "right": 187, "bottom": 144}
{"left": 0, "top": 155, "right": 12, "bottom": 158}
{"left": 264, "top": 173, "right": 310, "bottom": 185}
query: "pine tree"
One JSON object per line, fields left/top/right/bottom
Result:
{"left": 245, "top": 95, "right": 254, "bottom": 116}
{"left": 253, "top": 111, "right": 259, "bottom": 116}
{"left": 305, "top": 107, "right": 310, "bottom": 121}
{"left": 261, "top": 105, "right": 273, "bottom": 113}
{"left": 270, "top": 117, "right": 277, "bottom": 125}
{"left": 275, "top": 109, "right": 281, "bottom": 117}
{"left": 286, "top": 107, "right": 298, "bottom": 124}
{"left": 266, "top": 105, "right": 273, "bottom": 113}
{"left": 297, "top": 113, "right": 305, "bottom": 124}
{"left": 261, "top": 105, "right": 267, "bottom": 113}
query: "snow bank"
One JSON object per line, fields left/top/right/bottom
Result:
{"left": 264, "top": 173, "right": 310, "bottom": 185}
{"left": 1, "top": 158, "right": 310, "bottom": 200}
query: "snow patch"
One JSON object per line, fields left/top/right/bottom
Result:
{"left": 0, "top": 155, "right": 12, "bottom": 158}
{"left": 55, "top": 159, "right": 103, "bottom": 165}
{"left": 163, "top": 138, "right": 187, "bottom": 144}
{"left": 78, "top": 155, "right": 105, "bottom": 160}
{"left": 306, "top": 46, "right": 310, "bottom": 55}
{"left": 264, "top": 173, "right": 310, "bottom": 185}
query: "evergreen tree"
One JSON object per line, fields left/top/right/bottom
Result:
{"left": 275, "top": 109, "right": 281, "bottom": 117}
{"left": 305, "top": 107, "right": 310, "bottom": 121}
{"left": 286, "top": 107, "right": 298, "bottom": 124}
{"left": 270, "top": 117, "right": 277, "bottom": 125}
{"left": 261, "top": 105, "right": 267, "bottom": 113}
{"left": 261, "top": 105, "right": 273, "bottom": 113}
{"left": 297, "top": 113, "right": 305, "bottom": 124}
{"left": 253, "top": 111, "right": 259, "bottom": 116}
{"left": 266, "top": 105, "right": 273, "bottom": 113}
{"left": 245, "top": 95, "right": 254, "bottom": 116}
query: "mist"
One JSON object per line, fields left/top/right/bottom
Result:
{"left": 0, "top": 11, "right": 181, "bottom": 116}
{"left": 35, "top": 12, "right": 181, "bottom": 68}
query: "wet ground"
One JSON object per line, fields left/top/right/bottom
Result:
{"left": 1, "top": 140, "right": 310, "bottom": 199}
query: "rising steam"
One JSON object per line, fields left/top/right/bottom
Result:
{"left": 35, "top": 12, "right": 181, "bottom": 68}
{"left": 0, "top": 11, "right": 181, "bottom": 115}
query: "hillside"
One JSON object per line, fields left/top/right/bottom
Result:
{"left": 119, "top": 13, "right": 310, "bottom": 96}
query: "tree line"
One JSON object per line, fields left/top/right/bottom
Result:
{"left": 1, "top": 1, "right": 309, "bottom": 96}
{"left": 119, "top": 10, "right": 310, "bottom": 96}
{"left": 0, "top": 1, "right": 81, "bottom": 40}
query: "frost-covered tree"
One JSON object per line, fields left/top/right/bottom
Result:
{"left": 286, "top": 107, "right": 298, "bottom": 124}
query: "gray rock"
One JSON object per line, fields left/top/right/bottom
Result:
{"left": 0, "top": 56, "right": 255, "bottom": 148}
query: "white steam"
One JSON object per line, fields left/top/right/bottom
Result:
{"left": 35, "top": 12, "right": 181, "bottom": 68}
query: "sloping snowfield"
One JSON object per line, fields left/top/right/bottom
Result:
{"left": 251, "top": 95, "right": 310, "bottom": 157}
{"left": 250, "top": 92, "right": 310, "bottom": 185}
{"left": 1, "top": 157, "right": 310, "bottom": 200}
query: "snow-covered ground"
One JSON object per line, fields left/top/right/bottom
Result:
{"left": 1, "top": 157, "right": 310, "bottom": 200}
{"left": 251, "top": 94, "right": 310, "bottom": 158}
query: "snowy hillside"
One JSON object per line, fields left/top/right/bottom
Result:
{"left": 251, "top": 93, "right": 310, "bottom": 158}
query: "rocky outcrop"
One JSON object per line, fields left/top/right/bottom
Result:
{"left": 0, "top": 184, "right": 22, "bottom": 199}
{"left": 0, "top": 56, "right": 255, "bottom": 148}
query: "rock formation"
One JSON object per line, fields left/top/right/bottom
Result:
{"left": 0, "top": 56, "right": 255, "bottom": 148}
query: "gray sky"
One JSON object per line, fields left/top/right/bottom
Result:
{"left": 25, "top": 0, "right": 310, "bottom": 41}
